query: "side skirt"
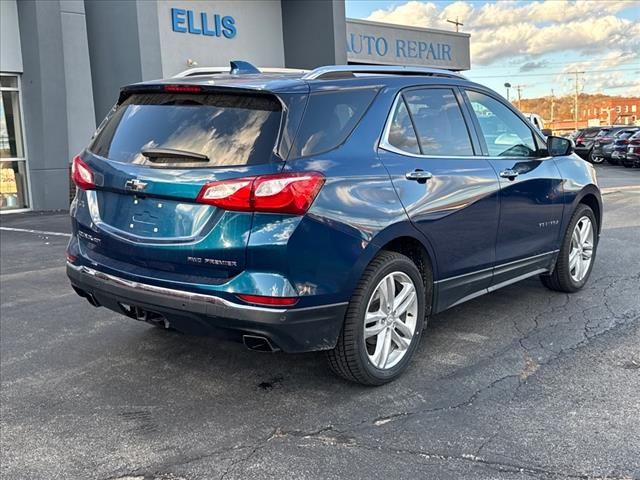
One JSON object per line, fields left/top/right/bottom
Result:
{"left": 433, "top": 251, "right": 559, "bottom": 313}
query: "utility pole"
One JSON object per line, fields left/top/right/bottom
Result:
{"left": 550, "top": 89, "right": 555, "bottom": 124}
{"left": 568, "top": 71, "right": 585, "bottom": 130}
{"left": 515, "top": 85, "right": 523, "bottom": 110}
{"left": 446, "top": 17, "right": 463, "bottom": 32}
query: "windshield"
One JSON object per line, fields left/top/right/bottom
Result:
{"left": 89, "top": 92, "right": 282, "bottom": 168}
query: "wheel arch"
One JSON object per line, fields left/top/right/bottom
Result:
{"left": 345, "top": 223, "right": 437, "bottom": 316}
{"left": 575, "top": 187, "right": 603, "bottom": 234}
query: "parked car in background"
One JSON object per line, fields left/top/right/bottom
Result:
{"left": 522, "top": 112, "right": 544, "bottom": 131}
{"left": 574, "top": 127, "right": 608, "bottom": 163}
{"left": 610, "top": 127, "right": 639, "bottom": 165}
{"left": 591, "top": 127, "right": 630, "bottom": 164}
{"left": 66, "top": 62, "right": 603, "bottom": 385}
{"left": 623, "top": 130, "right": 640, "bottom": 168}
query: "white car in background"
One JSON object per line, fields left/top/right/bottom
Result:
{"left": 522, "top": 112, "right": 545, "bottom": 132}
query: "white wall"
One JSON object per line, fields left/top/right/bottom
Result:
{"left": 1, "top": 0, "right": 23, "bottom": 72}
{"left": 156, "top": 0, "right": 285, "bottom": 76}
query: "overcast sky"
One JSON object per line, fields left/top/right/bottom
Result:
{"left": 345, "top": 0, "right": 640, "bottom": 99}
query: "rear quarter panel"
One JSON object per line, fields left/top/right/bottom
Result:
{"left": 252, "top": 85, "right": 433, "bottom": 306}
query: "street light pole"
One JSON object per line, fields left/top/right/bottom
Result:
{"left": 504, "top": 82, "right": 511, "bottom": 102}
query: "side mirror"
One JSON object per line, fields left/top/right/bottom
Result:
{"left": 547, "top": 136, "right": 573, "bottom": 156}
{"left": 541, "top": 128, "right": 553, "bottom": 137}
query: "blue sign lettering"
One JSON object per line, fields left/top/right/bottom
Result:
{"left": 171, "top": 8, "right": 187, "bottom": 33}
{"left": 171, "top": 7, "right": 236, "bottom": 39}
{"left": 347, "top": 32, "right": 453, "bottom": 63}
{"left": 221, "top": 16, "right": 236, "bottom": 39}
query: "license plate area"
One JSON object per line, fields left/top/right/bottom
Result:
{"left": 94, "top": 190, "right": 214, "bottom": 241}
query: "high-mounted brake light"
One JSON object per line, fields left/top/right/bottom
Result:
{"left": 71, "top": 155, "right": 95, "bottom": 190}
{"left": 163, "top": 85, "right": 202, "bottom": 93}
{"left": 196, "top": 172, "right": 325, "bottom": 215}
{"left": 237, "top": 294, "right": 299, "bottom": 306}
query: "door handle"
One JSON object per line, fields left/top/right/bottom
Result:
{"left": 499, "top": 169, "right": 519, "bottom": 180}
{"left": 405, "top": 170, "right": 433, "bottom": 182}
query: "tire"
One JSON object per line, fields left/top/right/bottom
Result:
{"left": 623, "top": 161, "right": 632, "bottom": 168}
{"left": 327, "top": 251, "right": 427, "bottom": 385}
{"left": 589, "top": 150, "right": 603, "bottom": 164}
{"left": 540, "top": 204, "right": 598, "bottom": 293}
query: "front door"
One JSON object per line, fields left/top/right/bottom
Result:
{"left": 378, "top": 87, "right": 501, "bottom": 311}
{"left": 462, "top": 89, "right": 564, "bottom": 287}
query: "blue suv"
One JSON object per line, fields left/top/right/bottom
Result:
{"left": 67, "top": 63, "right": 602, "bottom": 385}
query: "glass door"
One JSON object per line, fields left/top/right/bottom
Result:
{"left": 1, "top": 74, "right": 30, "bottom": 212}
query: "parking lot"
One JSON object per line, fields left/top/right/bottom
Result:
{"left": 1, "top": 165, "right": 639, "bottom": 480}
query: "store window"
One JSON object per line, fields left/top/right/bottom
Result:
{"left": 1, "top": 74, "right": 29, "bottom": 211}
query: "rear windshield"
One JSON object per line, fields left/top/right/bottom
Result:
{"left": 89, "top": 92, "right": 282, "bottom": 167}
{"left": 288, "top": 88, "right": 378, "bottom": 159}
{"left": 583, "top": 129, "right": 600, "bottom": 138}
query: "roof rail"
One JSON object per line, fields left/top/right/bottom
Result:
{"left": 173, "top": 66, "right": 310, "bottom": 78}
{"left": 302, "top": 65, "right": 465, "bottom": 80}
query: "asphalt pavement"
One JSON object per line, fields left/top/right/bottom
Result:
{"left": 1, "top": 164, "right": 639, "bottom": 480}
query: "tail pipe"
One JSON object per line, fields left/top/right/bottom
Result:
{"left": 242, "top": 335, "right": 279, "bottom": 352}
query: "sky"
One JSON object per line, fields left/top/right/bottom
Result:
{"left": 345, "top": 0, "right": 640, "bottom": 99}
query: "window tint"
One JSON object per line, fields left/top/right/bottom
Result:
{"left": 466, "top": 90, "right": 537, "bottom": 157}
{"left": 583, "top": 129, "right": 599, "bottom": 139}
{"left": 89, "top": 92, "right": 282, "bottom": 167}
{"left": 402, "top": 88, "right": 474, "bottom": 156}
{"left": 387, "top": 98, "right": 420, "bottom": 154}
{"left": 290, "top": 88, "right": 377, "bottom": 158}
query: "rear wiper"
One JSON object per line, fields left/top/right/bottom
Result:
{"left": 141, "top": 147, "right": 209, "bottom": 163}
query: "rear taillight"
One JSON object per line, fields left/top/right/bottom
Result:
{"left": 630, "top": 139, "right": 640, "bottom": 145}
{"left": 576, "top": 136, "right": 584, "bottom": 144}
{"left": 237, "top": 294, "right": 299, "bottom": 306}
{"left": 71, "top": 155, "right": 95, "bottom": 190}
{"left": 196, "top": 172, "right": 325, "bottom": 215}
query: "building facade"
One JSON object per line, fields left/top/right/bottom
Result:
{"left": 0, "top": 0, "right": 470, "bottom": 213}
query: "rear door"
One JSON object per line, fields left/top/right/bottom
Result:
{"left": 461, "top": 89, "right": 564, "bottom": 286}
{"left": 378, "top": 86, "right": 500, "bottom": 311}
{"left": 75, "top": 88, "right": 286, "bottom": 284}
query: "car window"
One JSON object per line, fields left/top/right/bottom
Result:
{"left": 402, "top": 88, "right": 474, "bottom": 156}
{"left": 466, "top": 90, "right": 538, "bottom": 157}
{"left": 89, "top": 92, "right": 282, "bottom": 168}
{"left": 584, "top": 129, "right": 599, "bottom": 139}
{"left": 289, "top": 88, "right": 378, "bottom": 159}
{"left": 386, "top": 97, "right": 420, "bottom": 154}
{"left": 617, "top": 130, "right": 638, "bottom": 139}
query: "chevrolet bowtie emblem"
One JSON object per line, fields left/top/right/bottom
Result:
{"left": 125, "top": 179, "right": 147, "bottom": 192}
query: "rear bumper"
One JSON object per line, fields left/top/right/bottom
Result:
{"left": 574, "top": 146, "right": 590, "bottom": 158}
{"left": 67, "top": 263, "right": 347, "bottom": 353}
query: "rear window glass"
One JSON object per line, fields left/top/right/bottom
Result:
{"left": 289, "top": 88, "right": 378, "bottom": 159}
{"left": 583, "top": 129, "right": 599, "bottom": 138}
{"left": 89, "top": 92, "right": 282, "bottom": 167}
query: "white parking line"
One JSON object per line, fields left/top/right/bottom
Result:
{"left": 601, "top": 185, "right": 640, "bottom": 194}
{"left": 0, "top": 227, "right": 71, "bottom": 237}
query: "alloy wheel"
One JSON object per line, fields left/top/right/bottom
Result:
{"left": 363, "top": 271, "right": 418, "bottom": 370}
{"left": 569, "top": 216, "right": 594, "bottom": 282}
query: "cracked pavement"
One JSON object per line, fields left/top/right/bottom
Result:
{"left": 1, "top": 165, "right": 639, "bottom": 479}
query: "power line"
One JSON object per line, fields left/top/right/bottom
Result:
{"left": 469, "top": 67, "right": 639, "bottom": 79}
{"left": 471, "top": 60, "right": 640, "bottom": 70}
